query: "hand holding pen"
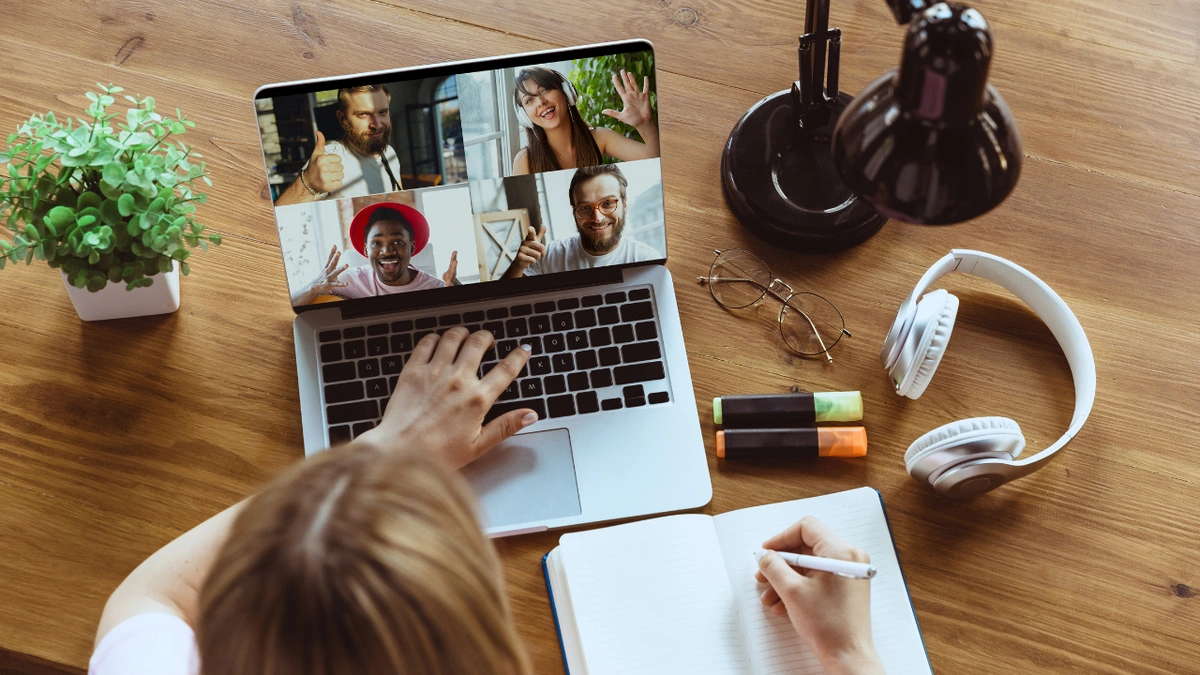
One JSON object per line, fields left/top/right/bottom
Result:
{"left": 756, "top": 516, "right": 886, "bottom": 675}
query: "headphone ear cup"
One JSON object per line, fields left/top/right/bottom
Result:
{"left": 562, "top": 78, "right": 578, "bottom": 106}
{"left": 905, "top": 416, "right": 1026, "bottom": 485}
{"left": 896, "top": 289, "right": 958, "bottom": 399}
{"left": 515, "top": 105, "right": 533, "bottom": 129}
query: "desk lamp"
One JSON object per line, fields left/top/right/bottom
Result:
{"left": 721, "top": 0, "right": 1022, "bottom": 251}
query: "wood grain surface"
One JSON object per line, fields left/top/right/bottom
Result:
{"left": 0, "top": 0, "right": 1197, "bottom": 673}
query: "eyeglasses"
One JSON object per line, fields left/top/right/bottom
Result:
{"left": 698, "top": 248, "right": 850, "bottom": 361}
{"left": 572, "top": 198, "right": 621, "bottom": 220}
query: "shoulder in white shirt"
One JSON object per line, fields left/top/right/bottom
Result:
{"left": 525, "top": 235, "right": 662, "bottom": 276}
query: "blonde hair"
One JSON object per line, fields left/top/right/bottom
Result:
{"left": 196, "top": 446, "right": 529, "bottom": 675}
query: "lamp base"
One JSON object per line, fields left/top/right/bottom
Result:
{"left": 721, "top": 90, "right": 887, "bottom": 253}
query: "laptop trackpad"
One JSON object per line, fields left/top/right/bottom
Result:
{"left": 461, "top": 428, "right": 581, "bottom": 530}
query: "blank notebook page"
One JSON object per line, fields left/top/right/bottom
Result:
{"left": 712, "top": 488, "right": 933, "bottom": 675}
{"left": 558, "top": 514, "right": 753, "bottom": 675}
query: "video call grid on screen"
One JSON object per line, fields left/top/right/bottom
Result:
{"left": 253, "top": 42, "right": 666, "bottom": 310}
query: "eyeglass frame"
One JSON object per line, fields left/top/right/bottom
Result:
{"left": 697, "top": 248, "right": 851, "bottom": 361}
{"left": 571, "top": 197, "right": 622, "bottom": 221}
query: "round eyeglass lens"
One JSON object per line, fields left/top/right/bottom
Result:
{"left": 709, "top": 249, "right": 772, "bottom": 309}
{"left": 779, "top": 292, "right": 846, "bottom": 355}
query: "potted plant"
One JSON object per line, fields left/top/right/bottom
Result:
{"left": 0, "top": 83, "right": 221, "bottom": 321}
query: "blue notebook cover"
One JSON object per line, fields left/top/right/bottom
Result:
{"left": 542, "top": 552, "right": 572, "bottom": 675}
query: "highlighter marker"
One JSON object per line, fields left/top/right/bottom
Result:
{"left": 712, "top": 392, "right": 862, "bottom": 428}
{"left": 715, "top": 427, "right": 867, "bottom": 459}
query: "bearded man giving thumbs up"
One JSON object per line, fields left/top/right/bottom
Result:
{"left": 275, "top": 85, "right": 404, "bottom": 206}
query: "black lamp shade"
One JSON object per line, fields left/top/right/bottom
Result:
{"left": 832, "top": 3, "right": 1022, "bottom": 224}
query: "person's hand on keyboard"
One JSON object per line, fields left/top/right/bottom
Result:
{"left": 358, "top": 327, "right": 536, "bottom": 469}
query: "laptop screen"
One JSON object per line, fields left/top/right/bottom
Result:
{"left": 253, "top": 42, "right": 665, "bottom": 311}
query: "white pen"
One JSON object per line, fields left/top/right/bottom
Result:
{"left": 754, "top": 549, "right": 877, "bottom": 579}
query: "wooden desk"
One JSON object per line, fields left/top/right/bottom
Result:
{"left": 1, "top": 1, "right": 1196, "bottom": 673}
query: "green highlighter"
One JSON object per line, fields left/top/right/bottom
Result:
{"left": 713, "top": 391, "right": 863, "bottom": 428}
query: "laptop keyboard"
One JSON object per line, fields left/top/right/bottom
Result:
{"left": 316, "top": 285, "right": 671, "bottom": 445}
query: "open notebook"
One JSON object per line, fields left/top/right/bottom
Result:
{"left": 542, "top": 487, "right": 932, "bottom": 675}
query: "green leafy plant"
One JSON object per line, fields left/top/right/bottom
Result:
{"left": 0, "top": 83, "right": 221, "bottom": 292}
{"left": 570, "top": 53, "right": 657, "bottom": 162}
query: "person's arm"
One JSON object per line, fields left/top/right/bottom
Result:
{"left": 511, "top": 148, "right": 531, "bottom": 176}
{"left": 594, "top": 69, "right": 660, "bottom": 161}
{"left": 290, "top": 245, "right": 350, "bottom": 305}
{"left": 755, "top": 516, "right": 886, "bottom": 675}
{"left": 274, "top": 131, "right": 344, "bottom": 206}
{"left": 441, "top": 251, "right": 460, "bottom": 286}
{"left": 500, "top": 225, "right": 546, "bottom": 279}
{"left": 95, "top": 329, "right": 534, "bottom": 646}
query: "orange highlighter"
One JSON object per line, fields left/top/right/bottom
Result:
{"left": 715, "top": 427, "right": 867, "bottom": 459}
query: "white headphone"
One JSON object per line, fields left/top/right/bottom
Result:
{"left": 515, "top": 71, "right": 579, "bottom": 129}
{"left": 881, "top": 250, "right": 1096, "bottom": 498}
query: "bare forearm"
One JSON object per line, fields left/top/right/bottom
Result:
{"left": 274, "top": 176, "right": 319, "bottom": 206}
{"left": 634, "top": 120, "right": 660, "bottom": 156}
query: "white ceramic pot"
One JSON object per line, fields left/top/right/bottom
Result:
{"left": 61, "top": 261, "right": 181, "bottom": 322}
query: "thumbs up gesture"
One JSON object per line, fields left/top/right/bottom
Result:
{"left": 513, "top": 225, "right": 546, "bottom": 272}
{"left": 303, "top": 131, "right": 344, "bottom": 194}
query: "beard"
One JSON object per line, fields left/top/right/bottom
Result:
{"left": 340, "top": 117, "right": 392, "bottom": 157}
{"left": 576, "top": 209, "right": 625, "bottom": 255}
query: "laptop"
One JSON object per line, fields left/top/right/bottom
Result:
{"left": 252, "top": 39, "right": 710, "bottom": 536}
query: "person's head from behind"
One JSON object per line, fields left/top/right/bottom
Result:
{"left": 365, "top": 207, "right": 415, "bottom": 284}
{"left": 513, "top": 67, "right": 601, "bottom": 172}
{"left": 196, "top": 446, "right": 528, "bottom": 675}
{"left": 569, "top": 164, "right": 628, "bottom": 255}
{"left": 337, "top": 85, "right": 392, "bottom": 156}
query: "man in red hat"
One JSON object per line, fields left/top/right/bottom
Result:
{"left": 290, "top": 203, "right": 457, "bottom": 305}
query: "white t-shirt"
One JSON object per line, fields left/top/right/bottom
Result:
{"left": 334, "top": 264, "right": 446, "bottom": 299}
{"left": 525, "top": 235, "right": 662, "bottom": 276}
{"left": 304, "top": 140, "right": 402, "bottom": 199}
{"left": 89, "top": 613, "right": 199, "bottom": 675}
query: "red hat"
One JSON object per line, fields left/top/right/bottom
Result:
{"left": 349, "top": 202, "right": 430, "bottom": 257}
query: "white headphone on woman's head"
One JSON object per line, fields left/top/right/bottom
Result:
{"left": 882, "top": 250, "right": 1096, "bottom": 498}
{"left": 514, "top": 71, "right": 579, "bottom": 129}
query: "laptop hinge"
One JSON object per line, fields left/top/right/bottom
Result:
{"left": 338, "top": 266, "right": 627, "bottom": 321}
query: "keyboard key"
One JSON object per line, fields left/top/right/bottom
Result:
{"left": 519, "top": 336, "right": 543, "bottom": 355}
{"left": 352, "top": 421, "right": 376, "bottom": 437}
{"left": 547, "top": 394, "right": 576, "bottom": 418}
{"left": 567, "top": 372, "right": 589, "bottom": 391}
{"left": 415, "top": 317, "right": 438, "bottom": 329}
{"left": 567, "top": 331, "right": 589, "bottom": 350}
{"left": 388, "top": 376, "right": 398, "bottom": 392}
{"left": 366, "top": 378, "right": 388, "bottom": 398}
{"left": 439, "top": 313, "right": 461, "bottom": 326}
{"left": 612, "top": 324, "right": 635, "bottom": 344}
{"left": 328, "top": 425, "right": 352, "bottom": 445}
{"left": 319, "top": 330, "right": 341, "bottom": 342}
{"left": 506, "top": 318, "right": 529, "bottom": 337}
{"left": 483, "top": 347, "right": 497, "bottom": 362}
{"left": 614, "top": 362, "right": 665, "bottom": 385}
{"left": 463, "top": 310, "right": 486, "bottom": 322}
{"left": 591, "top": 368, "right": 613, "bottom": 388}
{"left": 529, "top": 356, "right": 552, "bottom": 376}
{"left": 576, "top": 350, "right": 598, "bottom": 370}
{"left": 589, "top": 327, "right": 612, "bottom": 347}
{"left": 529, "top": 315, "right": 551, "bottom": 334}
{"left": 367, "top": 337, "right": 389, "bottom": 356}
{"left": 436, "top": 328, "right": 449, "bottom": 336}
{"left": 520, "top": 378, "right": 544, "bottom": 398}
{"left": 320, "top": 343, "right": 342, "bottom": 363}
{"left": 544, "top": 374, "right": 567, "bottom": 395}
{"left": 605, "top": 291, "right": 627, "bottom": 304}
{"left": 391, "top": 320, "right": 413, "bottom": 332}
{"left": 551, "top": 312, "right": 574, "bottom": 331}
{"left": 487, "top": 307, "right": 509, "bottom": 320}
{"left": 391, "top": 333, "right": 413, "bottom": 353}
{"left": 511, "top": 304, "right": 533, "bottom": 316}
{"left": 483, "top": 322, "right": 505, "bottom": 339}
{"left": 485, "top": 398, "right": 546, "bottom": 424}
{"left": 381, "top": 356, "right": 404, "bottom": 375}
{"left": 465, "top": 324, "right": 482, "bottom": 334}
{"left": 343, "top": 326, "right": 366, "bottom": 339}
{"left": 324, "top": 381, "right": 364, "bottom": 404}
{"left": 482, "top": 362, "right": 497, "bottom": 376}
{"left": 497, "top": 340, "right": 517, "bottom": 357}
{"left": 357, "top": 359, "right": 380, "bottom": 379}
{"left": 623, "top": 385, "right": 645, "bottom": 399}
{"left": 414, "top": 331, "right": 433, "bottom": 343}
{"left": 635, "top": 321, "right": 658, "bottom": 341}
{"left": 626, "top": 396, "right": 646, "bottom": 408}
{"left": 621, "top": 301, "right": 654, "bottom": 323}
{"left": 367, "top": 323, "right": 389, "bottom": 336}
{"left": 576, "top": 391, "right": 600, "bottom": 414}
{"left": 598, "top": 306, "right": 620, "bottom": 325}
{"left": 629, "top": 288, "right": 651, "bottom": 301}
{"left": 574, "top": 308, "right": 597, "bottom": 328}
{"left": 499, "top": 381, "right": 520, "bottom": 401}
{"left": 326, "top": 400, "right": 379, "bottom": 425}
{"left": 582, "top": 294, "right": 604, "bottom": 307}
{"left": 601, "top": 397, "right": 622, "bottom": 411}
{"left": 649, "top": 392, "right": 670, "bottom": 404}
{"left": 534, "top": 300, "right": 557, "bottom": 313}
{"left": 543, "top": 333, "right": 566, "bottom": 353}
{"left": 557, "top": 298, "right": 580, "bottom": 310}
{"left": 552, "top": 353, "right": 575, "bottom": 373}
{"left": 621, "top": 341, "right": 662, "bottom": 363}
{"left": 322, "top": 362, "right": 356, "bottom": 383}
{"left": 599, "top": 347, "right": 621, "bottom": 366}
{"left": 381, "top": 396, "right": 390, "bottom": 412}
{"left": 344, "top": 340, "right": 366, "bottom": 360}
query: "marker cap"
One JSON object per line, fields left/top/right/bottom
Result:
{"left": 713, "top": 397, "right": 724, "bottom": 425}
{"left": 817, "top": 427, "right": 868, "bottom": 457}
{"left": 814, "top": 391, "right": 863, "bottom": 422}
